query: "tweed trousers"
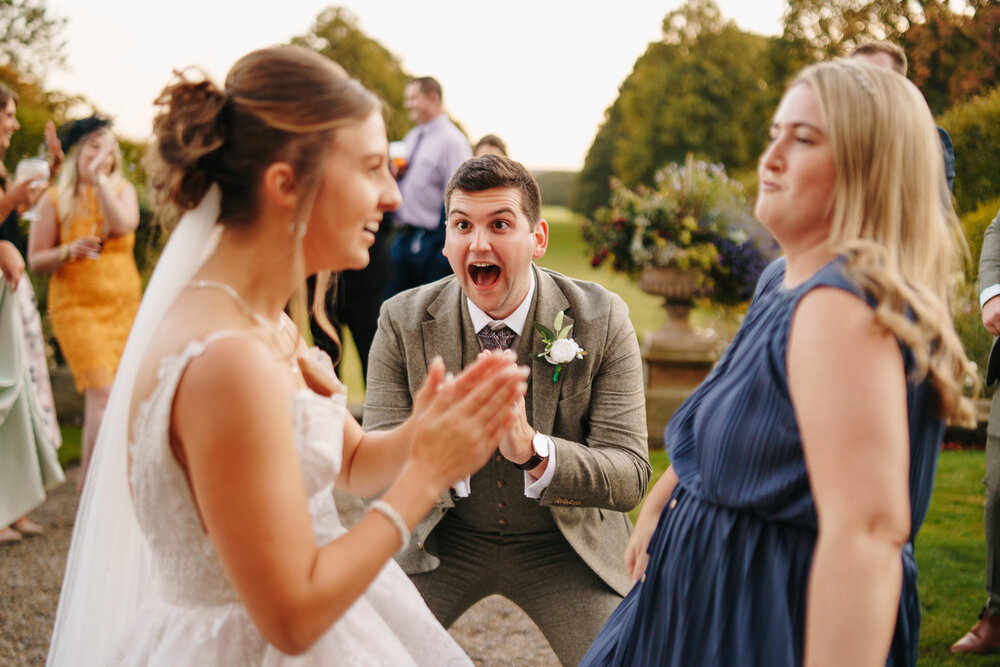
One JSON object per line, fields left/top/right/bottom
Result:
{"left": 986, "top": 393, "right": 1000, "bottom": 613}
{"left": 409, "top": 514, "right": 622, "bottom": 666}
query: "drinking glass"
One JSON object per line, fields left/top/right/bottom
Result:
{"left": 389, "top": 141, "right": 407, "bottom": 171}
{"left": 14, "top": 158, "right": 50, "bottom": 221}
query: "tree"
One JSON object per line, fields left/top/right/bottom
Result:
{"left": 291, "top": 7, "right": 412, "bottom": 140}
{"left": 778, "top": 0, "right": 920, "bottom": 70}
{"left": 905, "top": 3, "right": 1000, "bottom": 114}
{"left": 572, "top": 0, "right": 773, "bottom": 213}
{"left": 532, "top": 170, "right": 576, "bottom": 208}
{"left": 773, "top": 0, "right": 1000, "bottom": 115}
{"left": 571, "top": 103, "right": 622, "bottom": 214}
{"left": 0, "top": 64, "right": 76, "bottom": 169}
{"left": 0, "top": 0, "right": 66, "bottom": 76}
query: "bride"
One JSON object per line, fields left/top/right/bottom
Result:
{"left": 47, "top": 46, "right": 527, "bottom": 665}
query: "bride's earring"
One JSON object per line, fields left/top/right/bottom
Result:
{"left": 289, "top": 220, "right": 307, "bottom": 239}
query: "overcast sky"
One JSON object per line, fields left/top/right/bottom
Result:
{"left": 43, "top": 0, "right": 786, "bottom": 170}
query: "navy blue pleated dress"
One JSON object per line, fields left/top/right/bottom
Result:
{"left": 581, "top": 257, "right": 944, "bottom": 667}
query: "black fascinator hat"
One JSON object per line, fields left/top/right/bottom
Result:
{"left": 58, "top": 115, "right": 112, "bottom": 153}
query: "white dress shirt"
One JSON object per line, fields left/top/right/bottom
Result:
{"left": 981, "top": 284, "right": 1000, "bottom": 309}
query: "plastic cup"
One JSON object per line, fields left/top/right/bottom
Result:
{"left": 389, "top": 141, "right": 407, "bottom": 170}
{"left": 15, "top": 157, "right": 50, "bottom": 194}
{"left": 14, "top": 158, "right": 50, "bottom": 221}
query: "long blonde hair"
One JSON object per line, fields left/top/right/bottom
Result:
{"left": 795, "top": 59, "right": 977, "bottom": 426}
{"left": 54, "top": 127, "right": 126, "bottom": 235}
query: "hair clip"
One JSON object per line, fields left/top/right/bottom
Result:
{"left": 845, "top": 64, "right": 876, "bottom": 96}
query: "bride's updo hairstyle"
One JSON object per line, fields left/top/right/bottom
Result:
{"left": 145, "top": 46, "right": 380, "bottom": 226}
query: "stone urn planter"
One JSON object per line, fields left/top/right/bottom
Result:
{"left": 637, "top": 265, "right": 718, "bottom": 356}
{"left": 638, "top": 265, "right": 719, "bottom": 447}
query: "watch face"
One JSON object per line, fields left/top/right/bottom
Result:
{"left": 532, "top": 433, "right": 549, "bottom": 457}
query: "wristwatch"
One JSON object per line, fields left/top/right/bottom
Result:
{"left": 513, "top": 432, "right": 549, "bottom": 471}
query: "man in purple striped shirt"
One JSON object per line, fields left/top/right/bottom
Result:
{"left": 387, "top": 76, "right": 471, "bottom": 297}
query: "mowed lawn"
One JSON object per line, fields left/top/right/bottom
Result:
{"left": 58, "top": 206, "right": 994, "bottom": 664}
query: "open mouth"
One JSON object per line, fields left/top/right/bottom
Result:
{"left": 363, "top": 221, "right": 379, "bottom": 236}
{"left": 468, "top": 262, "right": 501, "bottom": 287}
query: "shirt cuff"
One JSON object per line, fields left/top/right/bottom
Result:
{"left": 981, "top": 284, "right": 1000, "bottom": 309}
{"left": 452, "top": 476, "right": 471, "bottom": 498}
{"left": 524, "top": 436, "right": 556, "bottom": 499}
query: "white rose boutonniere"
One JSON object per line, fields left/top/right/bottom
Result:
{"left": 533, "top": 310, "right": 586, "bottom": 382}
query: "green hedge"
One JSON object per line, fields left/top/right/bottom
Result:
{"left": 962, "top": 196, "right": 1000, "bottom": 284}
{"left": 940, "top": 86, "right": 1000, "bottom": 216}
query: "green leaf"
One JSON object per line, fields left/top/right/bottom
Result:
{"left": 553, "top": 310, "right": 564, "bottom": 331}
{"left": 559, "top": 324, "right": 573, "bottom": 339}
{"left": 534, "top": 322, "right": 555, "bottom": 339}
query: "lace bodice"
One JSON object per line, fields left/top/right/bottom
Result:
{"left": 128, "top": 337, "right": 348, "bottom": 607}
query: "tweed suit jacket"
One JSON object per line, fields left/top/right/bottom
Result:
{"left": 362, "top": 265, "right": 650, "bottom": 596}
{"left": 980, "top": 211, "right": 1000, "bottom": 437}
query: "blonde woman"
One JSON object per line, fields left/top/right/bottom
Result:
{"left": 582, "top": 59, "right": 976, "bottom": 666}
{"left": 28, "top": 116, "right": 141, "bottom": 490}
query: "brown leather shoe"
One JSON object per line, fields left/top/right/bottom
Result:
{"left": 951, "top": 609, "right": 1000, "bottom": 654}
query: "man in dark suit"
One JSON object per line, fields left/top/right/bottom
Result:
{"left": 363, "top": 155, "right": 650, "bottom": 664}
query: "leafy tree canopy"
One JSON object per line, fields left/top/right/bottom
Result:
{"left": 0, "top": 65, "right": 77, "bottom": 169}
{"left": 0, "top": 0, "right": 66, "bottom": 77}
{"left": 778, "top": 0, "right": 1000, "bottom": 113}
{"left": 291, "top": 7, "right": 412, "bottom": 140}
{"left": 575, "top": 0, "right": 1000, "bottom": 213}
{"left": 572, "top": 0, "right": 772, "bottom": 213}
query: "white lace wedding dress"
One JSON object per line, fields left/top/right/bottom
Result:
{"left": 110, "top": 336, "right": 471, "bottom": 666}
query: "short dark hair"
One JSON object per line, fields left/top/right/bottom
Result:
{"left": 474, "top": 134, "right": 508, "bottom": 157}
{"left": 445, "top": 155, "right": 542, "bottom": 227}
{"left": 851, "top": 40, "right": 907, "bottom": 76}
{"left": 409, "top": 76, "right": 442, "bottom": 101}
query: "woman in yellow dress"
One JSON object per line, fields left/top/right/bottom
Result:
{"left": 28, "top": 116, "right": 141, "bottom": 490}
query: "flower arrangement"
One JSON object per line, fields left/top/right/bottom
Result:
{"left": 583, "top": 154, "right": 776, "bottom": 305}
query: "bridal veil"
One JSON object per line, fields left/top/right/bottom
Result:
{"left": 47, "top": 186, "right": 223, "bottom": 666}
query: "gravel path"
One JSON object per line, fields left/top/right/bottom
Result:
{"left": 0, "top": 465, "right": 560, "bottom": 666}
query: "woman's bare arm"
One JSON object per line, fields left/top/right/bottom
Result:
{"left": 175, "top": 338, "right": 525, "bottom": 654}
{"left": 790, "top": 287, "right": 910, "bottom": 667}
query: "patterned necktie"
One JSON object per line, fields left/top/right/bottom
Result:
{"left": 477, "top": 323, "right": 517, "bottom": 351}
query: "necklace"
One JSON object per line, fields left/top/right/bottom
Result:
{"left": 187, "top": 280, "right": 283, "bottom": 336}
{"left": 186, "top": 279, "right": 302, "bottom": 374}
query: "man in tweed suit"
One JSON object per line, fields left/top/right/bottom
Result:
{"left": 363, "top": 155, "right": 650, "bottom": 664}
{"left": 952, "top": 210, "right": 1000, "bottom": 654}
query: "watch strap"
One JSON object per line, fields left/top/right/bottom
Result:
{"left": 513, "top": 432, "right": 547, "bottom": 471}
{"left": 513, "top": 453, "right": 544, "bottom": 471}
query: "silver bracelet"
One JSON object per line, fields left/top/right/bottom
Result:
{"left": 369, "top": 499, "right": 410, "bottom": 549}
